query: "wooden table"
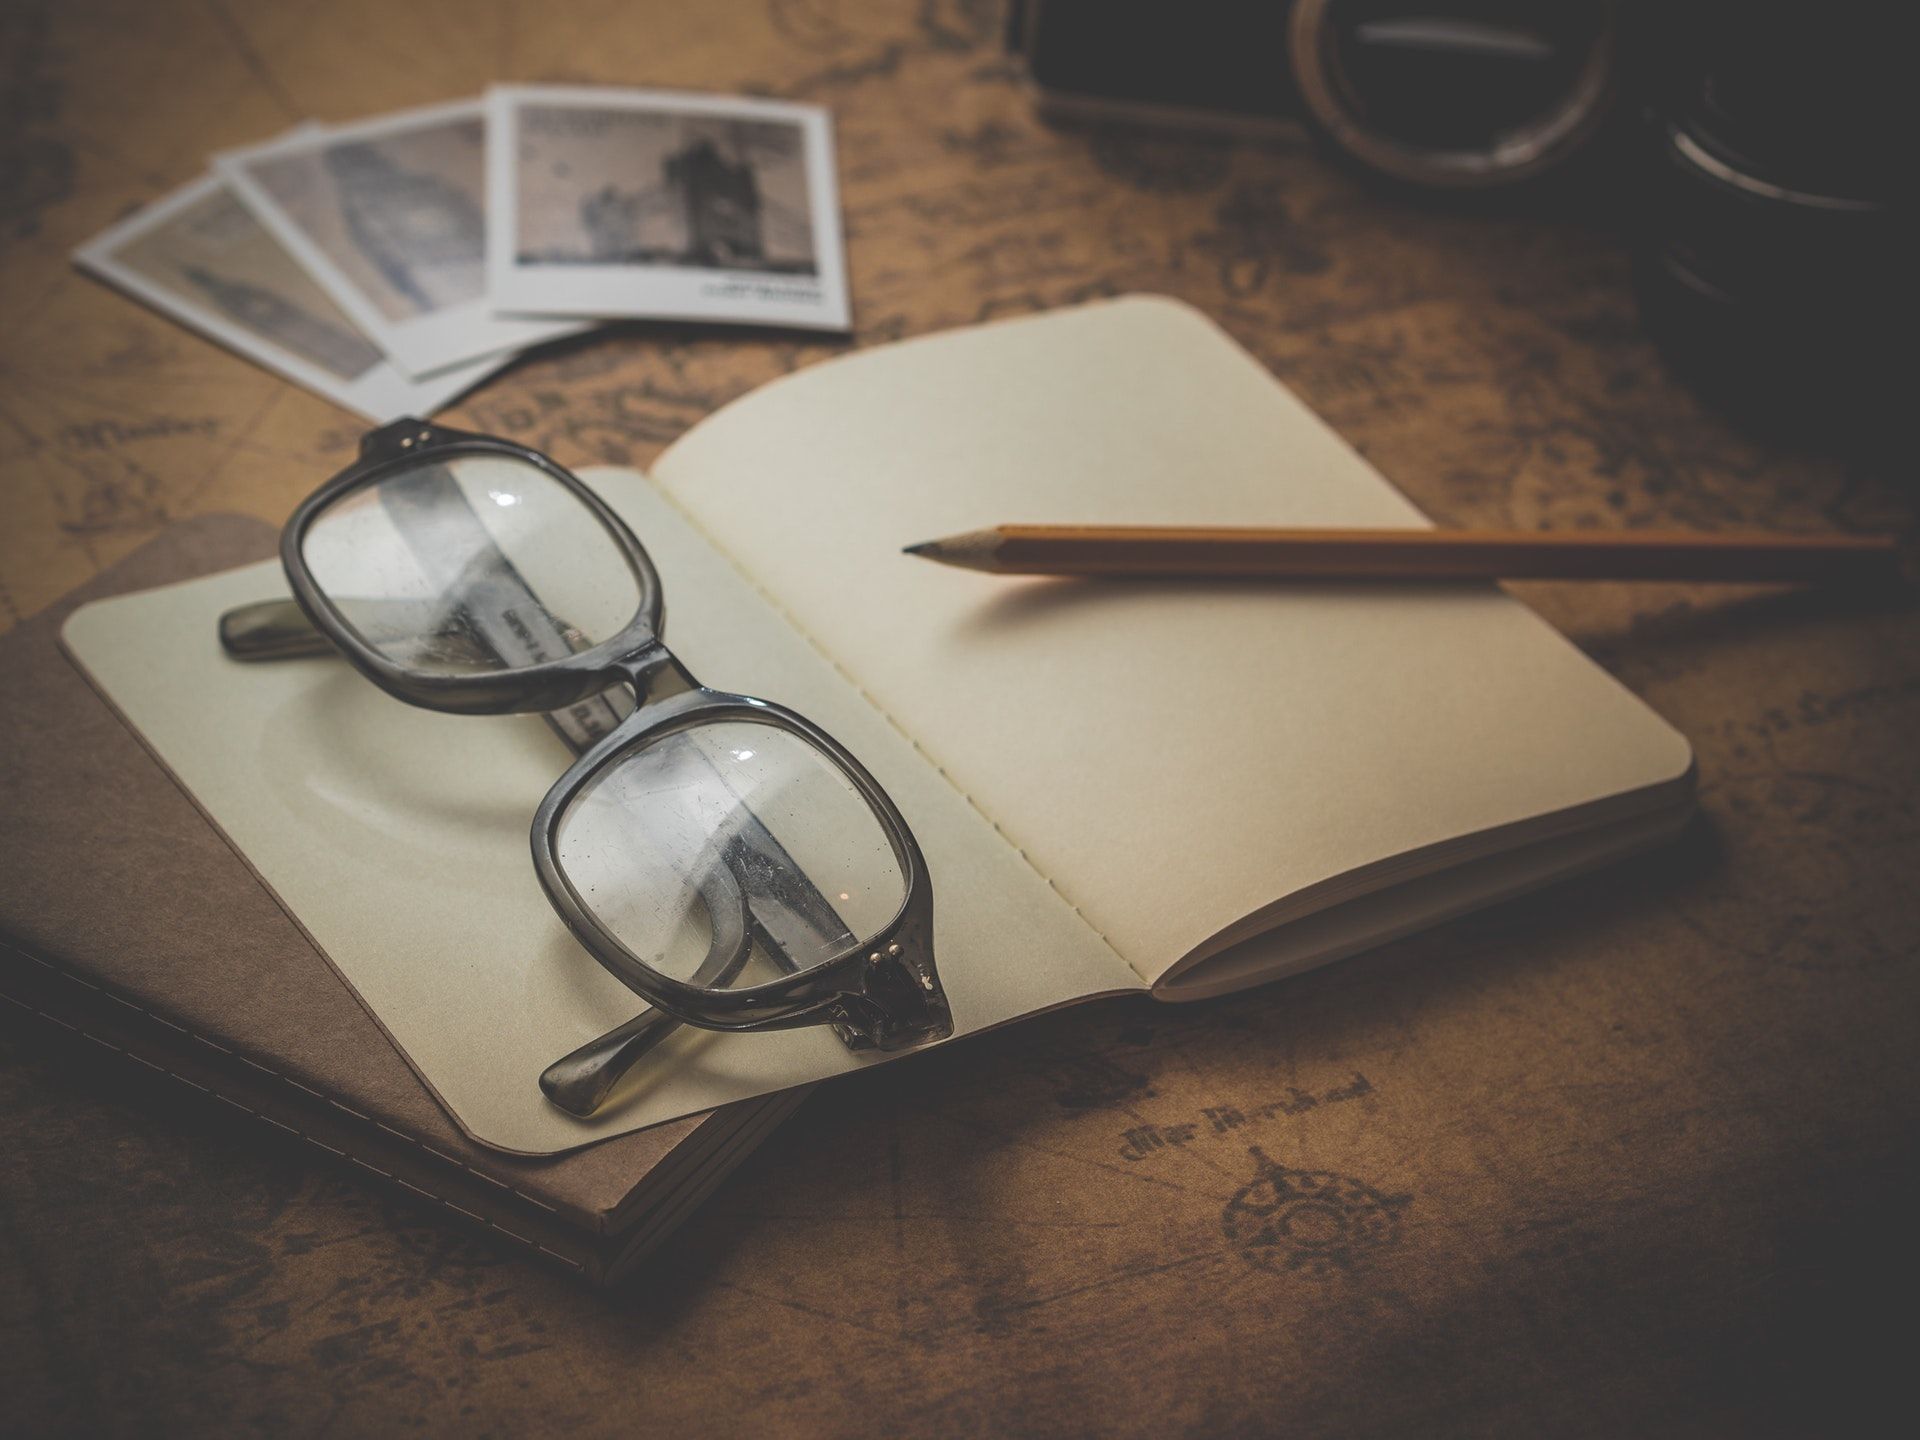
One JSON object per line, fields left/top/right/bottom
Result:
{"left": 4, "top": 3, "right": 1916, "bottom": 1434}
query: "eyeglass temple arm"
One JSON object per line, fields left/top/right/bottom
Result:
{"left": 219, "top": 598, "right": 340, "bottom": 661}
{"left": 217, "top": 592, "right": 633, "bottom": 748}
{"left": 536, "top": 817, "right": 862, "bottom": 1117}
{"left": 219, "top": 595, "right": 516, "bottom": 669}
{"left": 538, "top": 845, "right": 757, "bottom": 1118}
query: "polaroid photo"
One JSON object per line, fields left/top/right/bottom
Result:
{"left": 74, "top": 174, "right": 499, "bottom": 423}
{"left": 216, "top": 103, "right": 588, "bottom": 378}
{"left": 487, "top": 85, "right": 851, "bottom": 332}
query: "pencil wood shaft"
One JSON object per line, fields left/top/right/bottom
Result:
{"left": 905, "top": 526, "right": 1907, "bottom": 584}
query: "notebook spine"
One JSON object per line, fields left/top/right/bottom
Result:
{"left": 0, "top": 940, "right": 607, "bottom": 1283}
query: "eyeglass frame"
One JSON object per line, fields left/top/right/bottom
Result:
{"left": 275, "top": 416, "right": 949, "bottom": 1055}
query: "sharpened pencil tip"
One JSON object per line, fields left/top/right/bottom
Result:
{"left": 901, "top": 529, "right": 1003, "bottom": 571}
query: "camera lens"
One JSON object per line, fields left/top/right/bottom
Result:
{"left": 1288, "top": 0, "right": 1620, "bottom": 188}
{"left": 1633, "top": 1, "right": 1911, "bottom": 442}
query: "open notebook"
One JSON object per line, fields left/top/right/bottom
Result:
{"left": 62, "top": 296, "right": 1694, "bottom": 1154}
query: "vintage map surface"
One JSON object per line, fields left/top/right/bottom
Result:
{"left": 3, "top": 2, "right": 1916, "bottom": 1435}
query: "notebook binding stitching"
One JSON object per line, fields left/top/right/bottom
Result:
{"left": 651, "top": 483, "right": 1131, "bottom": 971}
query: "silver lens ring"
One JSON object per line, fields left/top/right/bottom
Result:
{"left": 1287, "top": 0, "right": 1621, "bottom": 189}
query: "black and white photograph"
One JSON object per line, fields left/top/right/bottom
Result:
{"left": 218, "top": 102, "right": 585, "bottom": 377}
{"left": 73, "top": 175, "right": 496, "bottom": 420}
{"left": 486, "top": 85, "right": 850, "bottom": 331}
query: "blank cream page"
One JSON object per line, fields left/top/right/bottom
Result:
{"left": 651, "top": 296, "right": 1694, "bottom": 983}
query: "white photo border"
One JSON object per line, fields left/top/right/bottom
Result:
{"left": 73, "top": 173, "right": 500, "bottom": 424}
{"left": 486, "top": 84, "right": 852, "bottom": 332}
{"left": 216, "top": 102, "right": 589, "bottom": 380}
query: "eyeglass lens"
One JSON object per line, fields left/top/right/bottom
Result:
{"left": 300, "top": 453, "right": 641, "bottom": 679}
{"left": 555, "top": 720, "right": 907, "bottom": 988}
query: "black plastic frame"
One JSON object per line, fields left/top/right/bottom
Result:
{"left": 279, "top": 418, "right": 950, "bottom": 1064}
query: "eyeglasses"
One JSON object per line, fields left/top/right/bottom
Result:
{"left": 218, "top": 418, "right": 951, "bottom": 1118}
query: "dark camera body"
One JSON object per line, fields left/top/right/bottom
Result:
{"left": 1009, "top": 1, "right": 1632, "bottom": 191}
{"left": 1008, "top": 1, "right": 1913, "bottom": 446}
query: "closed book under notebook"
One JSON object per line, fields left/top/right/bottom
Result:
{"left": 61, "top": 296, "right": 1695, "bottom": 1154}
{"left": 0, "top": 518, "right": 804, "bottom": 1287}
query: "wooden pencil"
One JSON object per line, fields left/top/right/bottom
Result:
{"left": 902, "top": 524, "right": 1911, "bottom": 585}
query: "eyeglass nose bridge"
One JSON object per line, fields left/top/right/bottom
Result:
{"left": 605, "top": 635, "right": 693, "bottom": 708}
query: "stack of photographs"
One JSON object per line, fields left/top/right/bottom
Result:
{"left": 74, "top": 87, "right": 850, "bottom": 422}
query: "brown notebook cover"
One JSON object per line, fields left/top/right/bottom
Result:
{"left": 0, "top": 515, "right": 803, "bottom": 1285}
